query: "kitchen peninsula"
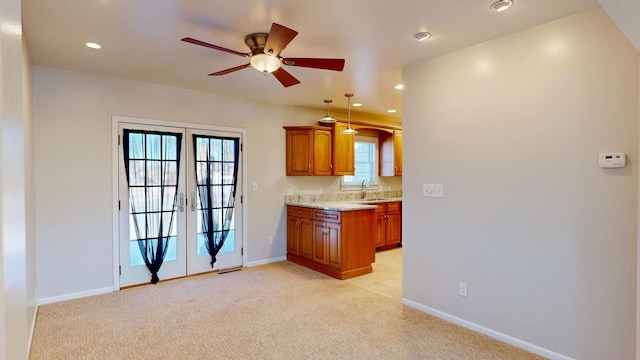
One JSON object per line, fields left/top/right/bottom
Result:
{"left": 285, "top": 193, "right": 402, "bottom": 280}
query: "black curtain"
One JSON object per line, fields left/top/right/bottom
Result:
{"left": 193, "top": 135, "right": 239, "bottom": 267}
{"left": 123, "top": 129, "right": 182, "bottom": 284}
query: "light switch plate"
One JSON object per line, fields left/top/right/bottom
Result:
{"left": 423, "top": 184, "right": 444, "bottom": 197}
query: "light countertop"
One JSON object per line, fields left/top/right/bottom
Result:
{"left": 286, "top": 198, "right": 402, "bottom": 212}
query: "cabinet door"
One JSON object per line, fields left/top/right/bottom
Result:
{"left": 386, "top": 210, "right": 402, "bottom": 246}
{"left": 312, "top": 221, "right": 328, "bottom": 264}
{"left": 286, "top": 129, "right": 312, "bottom": 176}
{"left": 379, "top": 130, "right": 402, "bottom": 176}
{"left": 286, "top": 216, "right": 300, "bottom": 256}
{"left": 313, "top": 129, "right": 333, "bottom": 176}
{"left": 299, "top": 217, "right": 313, "bottom": 260}
{"left": 326, "top": 222, "right": 341, "bottom": 268}
{"left": 333, "top": 123, "right": 355, "bottom": 175}
{"left": 393, "top": 131, "right": 402, "bottom": 176}
{"left": 373, "top": 211, "right": 386, "bottom": 248}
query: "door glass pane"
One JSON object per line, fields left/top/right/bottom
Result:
{"left": 125, "top": 131, "right": 181, "bottom": 267}
{"left": 129, "top": 237, "right": 178, "bottom": 267}
{"left": 194, "top": 135, "right": 238, "bottom": 259}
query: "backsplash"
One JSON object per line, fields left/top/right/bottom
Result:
{"left": 284, "top": 190, "right": 402, "bottom": 204}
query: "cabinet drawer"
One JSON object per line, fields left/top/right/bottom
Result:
{"left": 287, "top": 206, "right": 313, "bottom": 218}
{"left": 313, "top": 209, "right": 341, "bottom": 223}
{"left": 386, "top": 202, "right": 401, "bottom": 212}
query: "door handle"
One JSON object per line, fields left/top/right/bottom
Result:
{"left": 190, "top": 191, "right": 197, "bottom": 211}
{"left": 179, "top": 192, "right": 185, "bottom": 212}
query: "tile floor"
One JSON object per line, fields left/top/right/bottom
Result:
{"left": 345, "top": 247, "right": 402, "bottom": 301}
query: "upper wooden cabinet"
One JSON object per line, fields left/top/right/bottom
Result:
{"left": 284, "top": 126, "right": 333, "bottom": 176}
{"left": 379, "top": 130, "right": 402, "bottom": 176}
{"left": 284, "top": 121, "right": 401, "bottom": 177}
{"left": 331, "top": 122, "right": 355, "bottom": 176}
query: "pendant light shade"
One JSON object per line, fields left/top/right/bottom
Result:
{"left": 341, "top": 93, "right": 358, "bottom": 134}
{"left": 319, "top": 99, "right": 337, "bottom": 123}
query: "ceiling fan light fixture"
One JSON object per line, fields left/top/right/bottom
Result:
{"left": 491, "top": 0, "right": 513, "bottom": 12}
{"left": 250, "top": 53, "right": 281, "bottom": 74}
{"left": 319, "top": 99, "right": 337, "bottom": 123}
{"left": 341, "top": 93, "right": 358, "bottom": 135}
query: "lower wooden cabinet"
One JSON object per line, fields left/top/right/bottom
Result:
{"left": 373, "top": 201, "right": 402, "bottom": 250}
{"left": 287, "top": 207, "right": 313, "bottom": 260}
{"left": 287, "top": 205, "right": 374, "bottom": 279}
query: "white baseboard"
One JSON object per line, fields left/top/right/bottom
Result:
{"left": 401, "top": 298, "right": 575, "bottom": 360}
{"left": 246, "top": 256, "right": 286, "bottom": 267}
{"left": 37, "top": 287, "right": 113, "bottom": 305}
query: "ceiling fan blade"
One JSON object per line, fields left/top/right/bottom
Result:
{"left": 181, "top": 37, "right": 250, "bottom": 58}
{"left": 272, "top": 68, "right": 300, "bottom": 87}
{"left": 264, "top": 23, "right": 298, "bottom": 57}
{"left": 208, "top": 64, "right": 251, "bottom": 76}
{"left": 281, "top": 58, "right": 345, "bottom": 71}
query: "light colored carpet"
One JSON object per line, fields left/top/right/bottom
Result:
{"left": 30, "top": 258, "right": 545, "bottom": 359}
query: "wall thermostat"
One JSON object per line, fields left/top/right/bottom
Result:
{"left": 599, "top": 152, "right": 626, "bottom": 168}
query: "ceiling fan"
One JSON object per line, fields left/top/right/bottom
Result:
{"left": 181, "top": 23, "right": 345, "bottom": 87}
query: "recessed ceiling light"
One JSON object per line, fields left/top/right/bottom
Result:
{"left": 395, "top": 84, "right": 404, "bottom": 90}
{"left": 85, "top": 42, "right": 101, "bottom": 49}
{"left": 491, "top": 0, "right": 513, "bottom": 12}
{"left": 387, "top": 109, "right": 397, "bottom": 113}
{"left": 413, "top": 32, "right": 432, "bottom": 41}
{"left": 353, "top": 103, "right": 363, "bottom": 107}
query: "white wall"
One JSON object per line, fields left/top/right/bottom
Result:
{"left": 0, "top": 0, "right": 37, "bottom": 358}
{"left": 403, "top": 8, "right": 637, "bottom": 360}
{"left": 32, "top": 66, "right": 398, "bottom": 300}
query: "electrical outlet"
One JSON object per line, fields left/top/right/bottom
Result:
{"left": 267, "top": 236, "right": 273, "bottom": 245}
{"left": 459, "top": 282, "right": 468, "bottom": 297}
{"left": 252, "top": 182, "right": 258, "bottom": 191}
{"left": 423, "top": 184, "right": 444, "bottom": 198}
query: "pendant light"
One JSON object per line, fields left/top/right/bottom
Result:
{"left": 341, "top": 93, "right": 358, "bottom": 134}
{"left": 319, "top": 99, "right": 337, "bottom": 123}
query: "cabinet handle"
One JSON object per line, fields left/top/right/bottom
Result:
{"left": 330, "top": 164, "right": 333, "bottom": 170}
{"left": 308, "top": 164, "right": 311, "bottom": 173}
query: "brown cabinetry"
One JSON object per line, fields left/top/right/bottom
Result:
{"left": 287, "top": 205, "right": 374, "bottom": 279}
{"left": 373, "top": 201, "right": 402, "bottom": 250}
{"left": 284, "top": 126, "right": 333, "bottom": 176}
{"left": 287, "top": 207, "right": 313, "bottom": 259}
{"left": 380, "top": 130, "right": 402, "bottom": 176}
{"left": 331, "top": 122, "right": 355, "bottom": 176}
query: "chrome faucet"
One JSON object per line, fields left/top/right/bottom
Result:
{"left": 361, "top": 179, "right": 368, "bottom": 199}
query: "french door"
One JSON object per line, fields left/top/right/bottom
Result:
{"left": 118, "top": 122, "right": 243, "bottom": 287}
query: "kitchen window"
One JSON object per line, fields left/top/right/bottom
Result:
{"left": 342, "top": 135, "right": 379, "bottom": 190}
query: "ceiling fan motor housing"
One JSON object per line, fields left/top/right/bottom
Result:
{"left": 244, "top": 33, "right": 270, "bottom": 55}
